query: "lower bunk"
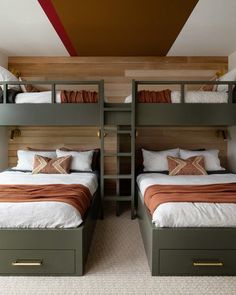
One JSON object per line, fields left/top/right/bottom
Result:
{"left": 0, "top": 189, "right": 100, "bottom": 276}
{"left": 137, "top": 189, "right": 236, "bottom": 276}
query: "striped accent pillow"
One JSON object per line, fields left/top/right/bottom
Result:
{"left": 32, "top": 155, "right": 72, "bottom": 174}
{"left": 167, "top": 156, "right": 207, "bottom": 176}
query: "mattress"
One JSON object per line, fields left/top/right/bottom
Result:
{"left": 125, "top": 91, "right": 229, "bottom": 103}
{"left": 15, "top": 91, "right": 62, "bottom": 104}
{"left": 0, "top": 170, "right": 98, "bottom": 228}
{"left": 137, "top": 173, "right": 236, "bottom": 227}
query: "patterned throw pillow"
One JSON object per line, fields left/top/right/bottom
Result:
{"left": 167, "top": 156, "right": 207, "bottom": 176}
{"left": 32, "top": 155, "right": 71, "bottom": 174}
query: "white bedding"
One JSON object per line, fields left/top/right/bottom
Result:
{"left": 15, "top": 91, "right": 62, "bottom": 104}
{"left": 0, "top": 171, "right": 98, "bottom": 228}
{"left": 125, "top": 91, "right": 229, "bottom": 103}
{"left": 137, "top": 173, "right": 236, "bottom": 228}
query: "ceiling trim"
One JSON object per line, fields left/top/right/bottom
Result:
{"left": 38, "top": 0, "right": 77, "bottom": 56}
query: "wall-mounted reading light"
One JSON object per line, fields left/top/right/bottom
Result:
{"left": 10, "top": 128, "right": 21, "bottom": 141}
{"left": 216, "top": 129, "right": 228, "bottom": 141}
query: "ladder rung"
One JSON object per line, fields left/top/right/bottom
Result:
{"left": 103, "top": 174, "right": 132, "bottom": 179}
{"left": 104, "top": 196, "right": 132, "bottom": 201}
{"left": 104, "top": 107, "right": 131, "bottom": 112}
{"left": 103, "top": 153, "right": 132, "bottom": 157}
{"left": 117, "top": 130, "right": 132, "bottom": 134}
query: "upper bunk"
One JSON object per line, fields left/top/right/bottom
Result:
{"left": 133, "top": 80, "right": 236, "bottom": 126}
{"left": 0, "top": 80, "right": 103, "bottom": 126}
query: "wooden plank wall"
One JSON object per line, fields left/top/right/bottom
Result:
{"left": 9, "top": 56, "right": 227, "bottom": 102}
{"left": 8, "top": 56, "right": 228, "bottom": 175}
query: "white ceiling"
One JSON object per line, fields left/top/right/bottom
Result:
{"left": 168, "top": 0, "right": 236, "bottom": 56}
{"left": 0, "top": 0, "right": 236, "bottom": 57}
{"left": 0, "top": 0, "right": 68, "bottom": 56}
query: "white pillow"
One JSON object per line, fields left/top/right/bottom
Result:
{"left": 179, "top": 149, "right": 225, "bottom": 171}
{"left": 56, "top": 149, "right": 94, "bottom": 171}
{"left": 13, "top": 150, "right": 56, "bottom": 171}
{"left": 142, "top": 148, "right": 179, "bottom": 171}
{"left": 0, "top": 66, "right": 20, "bottom": 90}
{"left": 217, "top": 68, "right": 236, "bottom": 92}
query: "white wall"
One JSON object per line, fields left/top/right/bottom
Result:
{"left": 228, "top": 50, "right": 236, "bottom": 70}
{"left": 0, "top": 51, "right": 8, "bottom": 68}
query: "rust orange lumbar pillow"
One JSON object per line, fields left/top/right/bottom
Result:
{"left": 167, "top": 156, "right": 207, "bottom": 176}
{"left": 32, "top": 155, "right": 72, "bottom": 174}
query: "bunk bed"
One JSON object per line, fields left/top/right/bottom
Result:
{"left": 134, "top": 79, "right": 236, "bottom": 276}
{"left": 0, "top": 80, "right": 103, "bottom": 276}
{"left": 133, "top": 80, "right": 236, "bottom": 126}
{"left": 0, "top": 81, "right": 103, "bottom": 126}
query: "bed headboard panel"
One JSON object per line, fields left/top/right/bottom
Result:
{"left": 135, "top": 127, "right": 228, "bottom": 169}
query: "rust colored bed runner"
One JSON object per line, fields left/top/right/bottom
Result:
{"left": 138, "top": 90, "right": 171, "bottom": 103}
{"left": 0, "top": 184, "right": 92, "bottom": 217}
{"left": 61, "top": 90, "right": 98, "bottom": 103}
{"left": 144, "top": 183, "right": 236, "bottom": 215}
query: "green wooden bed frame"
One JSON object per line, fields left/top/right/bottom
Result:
{"left": 0, "top": 80, "right": 104, "bottom": 275}
{"left": 134, "top": 79, "right": 236, "bottom": 276}
{"left": 137, "top": 188, "right": 236, "bottom": 276}
{"left": 0, "top": 189, "right": 100, "bottom": 276}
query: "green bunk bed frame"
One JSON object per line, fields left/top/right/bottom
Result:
{"left": 134, "top": 79, "right": 236, "bottom": 276}
{"left": 0, "top": 80, "right": 104, "bottom": 276}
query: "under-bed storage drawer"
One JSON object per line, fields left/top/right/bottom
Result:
{"left": 0, "top": 250, "right": 75, "bottom": 275}
{"left": 160, "top": 250, "right": 236, "bottom": 275}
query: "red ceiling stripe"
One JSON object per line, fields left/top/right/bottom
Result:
{"left": 38, "top": 0, "right": 77, "bottom": 56}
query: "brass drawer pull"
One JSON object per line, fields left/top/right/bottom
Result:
{"left": 12, "top": 259, "right": 43, "bottom": 266}
{"left": 193, "top": 261, "right": 224, "bottom": 267}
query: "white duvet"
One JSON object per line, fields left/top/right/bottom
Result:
{"left": 0, "top": 171, "right": 98, "bottom": 228}
{"left": 125, "top": 91, "right": 229, "bottom": 103}
{"left": 137, "top": 173, "right": 236, "bottom": 228}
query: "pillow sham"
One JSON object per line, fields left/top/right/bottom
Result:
{"left": 32, "top": 155, "right": 71, "bottom": 174}
{"left": 0, "top": 66, "right": 20, "bottom": 90}
{"left": 60, "top": 147, "right": 100, "bottom": 171}
{"left": 56, "top": 149, "right": 94, "bottom": 171}
{"left": 179, "top": 149, "right": 224, "bottom": 171}
{"left": 142, "top": 148, "right": 179, "bottom": 172}
{"left": 217, "top": 68, "right": 236, "bottom": 92}
{"left": 168, "top": 156, "right": 207, "bottom": 176}
{"left": 13, "top": 150, "right": 57, "bottom": 171}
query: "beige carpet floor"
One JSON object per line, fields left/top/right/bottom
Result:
{"left": 1, "top": 207, "right": 236, "bottom": 295}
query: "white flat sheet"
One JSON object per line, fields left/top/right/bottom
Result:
{"left": 124, "top": 91, "right": 229, "bottom": 103}
{"left": 0, "top": 171, "right": 98, "bottom": 228}
{"left": 137, "top": 173, "right": 236, "bottom": 228}
{"left": 15, "top": 91, "right": 62, "bottom": 103}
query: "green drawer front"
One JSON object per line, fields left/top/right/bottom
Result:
{"left": 160, "top": 249, "right": 236, "bottom": 275}
{"left": 0, "top": 249, "right": 75, "bottom": 275}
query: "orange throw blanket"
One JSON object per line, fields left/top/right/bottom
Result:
{"left": 144, "top": 183, "right": 236, "bottom": 215}
{"left": 61, "top": 90, "right": 98, "bottom": 103}
{"left": 138, "top": 90, "right": 171, "bottom": 103}
{"left": 0, "top": 184, "right": 92, "bottom": 218}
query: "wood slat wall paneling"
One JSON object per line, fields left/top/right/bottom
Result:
{"left": 9, "top": 56, "right": 227, "bottom": 103}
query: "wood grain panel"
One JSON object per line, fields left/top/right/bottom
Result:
{"left": 8, "top": 56, "right": 227, "bottom": 102}
{"left": 135, "top": 127, "right": 228, "bottom": 168}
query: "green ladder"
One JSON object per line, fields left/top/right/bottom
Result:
{"left": 100, "top": 83, "right": 136, "bottom": 219}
